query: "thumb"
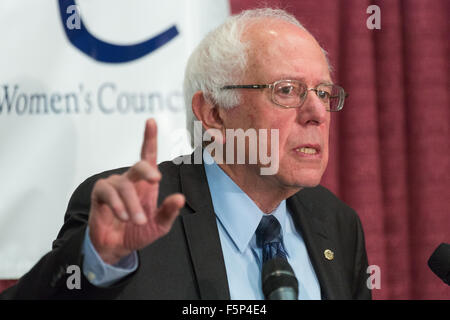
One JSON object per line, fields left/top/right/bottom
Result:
{"left": 155, "top": 194, "right": 185, "bottom": 230}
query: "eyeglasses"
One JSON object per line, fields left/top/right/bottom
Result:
{"left": 222, "top": 79, "right": 348, "bottom": 111}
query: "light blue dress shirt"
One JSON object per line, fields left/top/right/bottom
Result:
{"left": 203, "top": 150, "right": 321, "bottom": 300}
{"left": 82, "top": 226, "right": 138, "bottom": 287}
{"left": 82, "top": 150, "right": 321, "bottom": 299}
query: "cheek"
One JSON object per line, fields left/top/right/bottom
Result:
{"left": 271, "top": 114, "right": 298, "bottom": 150}
{"left": 223, "top": 105, "right": 256, "bottom": 129}
{"left": 321, "top": 147, "right": 329, "bottom": 170}
{"left": 252, "top": 114, "right": 292, "bottom": 160}
{"left": 322, "top": 121, "right": 331, "bottom": 155}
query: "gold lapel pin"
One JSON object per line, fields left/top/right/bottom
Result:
{"left": 324, "top": 249, "right": 334, "bottom": 261}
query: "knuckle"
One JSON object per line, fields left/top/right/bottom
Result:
{"left": 108, "top": 174, "right": 122, "bottom": 184}
{"left": 93, "top": 178, "right": 112, "bottom": 196}
{"left": 94, "top": 178, "right": 107, "bottom": 189}
{"left": 117, "top": 178, "right": 133, "bottom": 194}
{"left": 96, "top": 175, "right": 120, "bottom": 188}
{"left": 111, "top": 202, "right": 124, "bottom": 214}
{"left": 134, "top": 160, "right": 151, "bottom": 175}
{"left": 135, "top": 160, "right": 148, "bottom": 168}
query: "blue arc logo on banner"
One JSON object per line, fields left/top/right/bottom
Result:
{"left": 58, "top": 0, "right": 179, "bottom": 63}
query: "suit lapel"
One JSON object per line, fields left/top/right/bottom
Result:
{"left": 287, "top": 192, "right": 348, "bottom": 299}
{"left": 178, "top": 156, "right": 230, "bottom": 299}
{"left": 175, "top": 151, "right": 348, "bottom": 299}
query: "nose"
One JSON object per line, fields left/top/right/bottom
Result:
{"left": 297, "top": 89, "right": 328, "bottom": 126}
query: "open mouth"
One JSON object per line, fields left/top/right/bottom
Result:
{"left": 293, "top": 144, "right": 321, "bottom": 157}
{"left": 296, "top": 147, "right": 317, "bottom": 154}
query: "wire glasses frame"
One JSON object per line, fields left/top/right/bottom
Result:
{"left": 221, "top": 79, "right": 348, "bottom": 111}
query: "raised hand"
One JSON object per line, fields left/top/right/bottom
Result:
{"left": 88, "top": 119, "right": 185, "bottom": 265}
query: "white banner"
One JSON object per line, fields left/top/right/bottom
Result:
{"left": 0, "top": 0, "right": 229, "bottom": 277}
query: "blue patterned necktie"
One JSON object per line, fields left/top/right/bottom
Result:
{"left": 256, "top": 215, "right": 288, "bottom": 263}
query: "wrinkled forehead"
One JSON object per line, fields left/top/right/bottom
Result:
{"left": 242, "top": 19, "right": 331, "bottom": 84}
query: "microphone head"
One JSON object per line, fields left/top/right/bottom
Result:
{"left": 428, "top": 243, "right": 450, "bottom": 285}
{"left": 262, "top": 257, "right": 299, "bottom": 300}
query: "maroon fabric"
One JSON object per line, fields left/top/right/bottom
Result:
{"left": 230, "top": 0, "right": 449, "bottom": 299}
{"left": 0, "top": 280, "right": 18, "bottom": 294}
{"left": 1, "top": 0, "right": 448, "bottom": 299}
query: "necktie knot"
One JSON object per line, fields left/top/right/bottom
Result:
{"left": 255, "top": 215, "right": 287, "bottom": 262}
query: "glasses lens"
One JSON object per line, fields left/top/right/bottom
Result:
{"left": 272, "top": 80, "right": 307, "bottom": 107}
{"left": 316, "top": 84, "right": 344, "bottom": 111}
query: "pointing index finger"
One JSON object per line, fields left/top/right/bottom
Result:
{"left": 141, "top": 118, "right": 157, "bottom": 165}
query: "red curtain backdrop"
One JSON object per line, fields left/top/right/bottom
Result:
{"left": 1, "top": 0, "right": 448, "bottom": 299}
{"left": 230, "top": 0, "right": 449, "bottom": 299}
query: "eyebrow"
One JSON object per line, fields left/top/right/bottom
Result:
{"left": 272, "top": 75, "right": 306, "bottom": 82}
{"left": 270, "top": 75, "right": 333, "bottom": 85}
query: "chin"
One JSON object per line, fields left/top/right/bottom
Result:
{"left": 277, "top": 168, "right": 325, "bottom": 190}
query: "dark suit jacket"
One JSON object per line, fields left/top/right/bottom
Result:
{"left": 1, "top": 152, "right": 371, "bottom": 300}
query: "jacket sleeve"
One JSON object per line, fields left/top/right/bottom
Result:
{"left": 351, "top": 214, "right": 372, "bottom": 300}
{"left": 0, "top": 168, "right": 137, "bottom": 299}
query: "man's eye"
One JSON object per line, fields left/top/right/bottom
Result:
{"left": 317, "top": 90, "right": 330, "bottom": 100}
{"left": 278, "top": 85, "right": 295, "bottom": 95}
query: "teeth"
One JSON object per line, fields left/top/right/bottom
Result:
{"left": 296, "top": 147, "right": 317, "bottom": 154}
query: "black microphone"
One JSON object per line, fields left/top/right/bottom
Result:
{"left": 262, "top": 257, "right": 299, "bottom": 300}
{"left": 428, "top": 243, "right": 450, "bottom": 285}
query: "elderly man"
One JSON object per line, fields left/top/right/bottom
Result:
{"left": 2, "top": 8, "right": 371, "bottom": 300}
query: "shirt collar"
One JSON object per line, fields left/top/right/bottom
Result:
{"left": 203, "top": 149, "right": 288, "bottom": 254}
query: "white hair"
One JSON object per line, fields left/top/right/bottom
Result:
{"left": 183, "top": 8, "right": 329, "bottom": 147}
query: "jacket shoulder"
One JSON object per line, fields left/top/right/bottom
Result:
{"left": 297, "top": 185, "right": 358, "bottom": 222}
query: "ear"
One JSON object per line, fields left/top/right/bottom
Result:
{"left": 191, "top": 91, "right": 225, "bottom": 135}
